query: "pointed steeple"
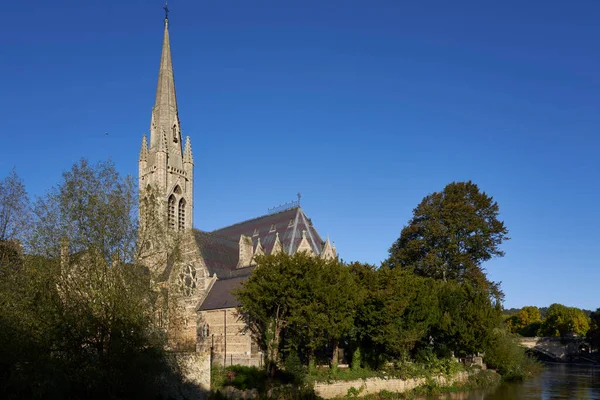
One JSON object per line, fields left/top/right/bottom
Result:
{"left": 139, "top": 134, "right": 148, "bottom": 161}
{"left": 150, "top": 15, "right": 181, "bottom": 153}
{"left": 183, "top": 136, "right": 193, "bottom": 164}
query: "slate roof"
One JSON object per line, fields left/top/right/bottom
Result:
{"left": 196, "top": 206, "right": 327, "bottom": 311}
{"left": 198, "top": 276, "right": 247, "bottom": 311}
{"left": 193, "top": 230, "right": 241, "bottom": 278}
{"left": 211, "top": 207, "right": 324, "bottom": 256}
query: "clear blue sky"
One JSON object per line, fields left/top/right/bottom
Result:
{"left": 1, "top": 0, "right": 599, "bottom": 310}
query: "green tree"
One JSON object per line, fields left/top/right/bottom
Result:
{"left": 386, "top": 181, "right": 508, "bottom": 300}
{"left": 236, "top": 252, "right": 360, "bottom": 372}
{"left": 431, "top": 281, "right": 502, "bottom": 357}
{"left": 587, "top": 308, "right": 600, "bottom": 350}
{"left": 353, "top": 265, "right": 438, "bottom": 365}
{"left": 505, "top": 306, "right": 542, "bottom": 337}
{"left": 540, "top": 303, "right": 590, "bottom": 337}
{"left": 0, "top": 159, "right": 173, "bottom": 399}
{"left": 0, "top": 168, "right": 31, "bottom": 242}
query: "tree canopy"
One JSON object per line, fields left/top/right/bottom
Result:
{"left": 386, "top": 181, "right": 508, "bottom": 300}
{"left": 235, "top": 252, "right": 360, "bottom": 372}
{"left": 0, "top": 159, "right": 180, "bottom": 399}
{"left": 539, "top": 303, "right": 590, "bottom": 337}
{"left": 0, "top": 168, "right": 31, "bottom": 242}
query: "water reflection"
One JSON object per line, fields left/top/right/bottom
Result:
{"left": 430, "top": 364, "right": 600, "bottom": 400}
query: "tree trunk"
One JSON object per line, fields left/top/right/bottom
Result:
{"left": 332, "top": 339, "right": 339, "bottom": 367}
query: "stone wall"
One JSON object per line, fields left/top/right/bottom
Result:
{"left": 313, "top": 371, "right": 472, "bottom": 399}
{"left": 163, "top": 352, "right": 211, "bottom": 399}
{"left": 198, "top": 307, "right": 263, "bottom": 367}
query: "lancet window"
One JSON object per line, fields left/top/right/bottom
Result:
{"left": 168, "top": 195, "right": 176, "bottom": 230}
{"left": 178, "top": 198, "right": 186, "bottom": 231}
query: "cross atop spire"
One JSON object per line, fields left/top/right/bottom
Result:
{"left": 163, "top": 1, "right": 170, "bottom": 20}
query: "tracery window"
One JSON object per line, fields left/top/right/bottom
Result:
{"left": 178, "top": 265, "right": 197, "bottom": 296}
{"left": 178, "top": 198, "right": 186, "bottom": 231}
{"left": 168, "top": 195, "right": 176, "bottom": 230}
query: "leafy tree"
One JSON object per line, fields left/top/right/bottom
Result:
{"left": 235, "top": 252, "right": 308, "bottom": 374}
{"left": 309, "top": 259, "right": 359, "bottom": 366}
{"left": 386, "top": 181, "right": 508, "bottom": 300}
{"left": 430, "top": 281, "right": 502, "bottom": 357}
{"left": 0, "top": 168, "right": 31, "bottom": 242}
{"left": 505, "top": 306, "right": 542, "bottom": 337}
{"left": 0, "top": 159, "right": 174, "bottom": 399}
{"left": 587, "top": 308, "right": 600, "bottom": 350}
{"left": 540, "top": 303, "right": 590, "bottom": 337}
{"left": 236, "top": 252, "right": 360, "bottom": 372}
{"left": 353, "top": 265, "right": 439, "bottom": 366}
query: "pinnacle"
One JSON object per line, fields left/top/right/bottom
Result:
{"left": 139, "top": 134, "right": 149, "bottom": 161}
{"left": 183, "top": 136, "right": 194, "bottom": 164}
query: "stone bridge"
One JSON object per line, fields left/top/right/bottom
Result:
{"left": 519, "top": 337, "right": 591, "bottom": 362}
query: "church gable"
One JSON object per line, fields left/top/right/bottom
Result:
{"left": 211, "top": 207, "right": 326, "bottom": 257}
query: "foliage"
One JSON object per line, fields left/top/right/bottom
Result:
{"left": 0, "top": 168, "right": 31, "bottom": 242}
{"left": 386, "top": 181, "right": 508, "bottom": 301}
{"left": 430, "top": 281, "right": 502, "bottom": 357}
{"left": 351, "top": 347, "right": 362, "bottom": 371}
{"left": 505, "top": 306, "right": 542, "bottom": 337}
{"left": 484, "top": 329, "right": 542, "bottom": 381}
{"left": 353, "top": 265, "right": 439, "bottom": 365}
{"left": 235, "top": 252, "right": 360, "bottom": 371}
{"left": 588, "top": 309, "right": 600, "bottom": 349}
{"left": 539, "top": 303, "right": 590, "bottom": 337}
{"left": 0, "top": 159, "right": 176, "bottom": 399}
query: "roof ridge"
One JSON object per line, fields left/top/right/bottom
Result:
{"left": 210, "top": 206, "right": 300, "bottom": 233}
{"left": 192, "top": 228, "right": 239, "bottom": 244}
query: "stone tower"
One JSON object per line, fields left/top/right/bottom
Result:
{"left": 139, "top": 14, "right": 194, "bottom": 233}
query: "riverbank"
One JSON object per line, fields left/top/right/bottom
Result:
{"left": 210, "top": 365, "right": 500, "bottom": 399}
{"left": 314, "top": 369, "right": 500, "bottom": 399}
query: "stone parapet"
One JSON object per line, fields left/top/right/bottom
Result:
{"left": 313, "top": 371, "right": 472, "bottom": 399}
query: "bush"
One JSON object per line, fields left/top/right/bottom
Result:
{"left": 351, "top": 348, "right": 362, "bottom": 371}
{"left": 283, "top": 352, "right": 307, "bottom": 386}
{"left": 484, "top": 329, "right": 541, "bottom": 381}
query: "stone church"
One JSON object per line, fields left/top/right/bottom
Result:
{"left": 138, "top": 15, "right": 336, "bottom": 366}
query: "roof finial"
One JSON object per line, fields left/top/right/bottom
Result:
{"left": 297, "top": 192, "right": 302, "bottom": 206}
{"left": 163, "top": 1, "right": 170, "bottom": 20}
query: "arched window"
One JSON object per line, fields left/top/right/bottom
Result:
{"left": 178, "top": 198, "right": 186, "bottom": 231}
{"left": 168, "top": 195, "right": 176, "bottom": 230}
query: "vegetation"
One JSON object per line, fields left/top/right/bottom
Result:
{"left": 235, "top": 252, "right": 360, "bottom": 375}
{"left": 484, "top": 329, "right": 543, "bottom": 381}
{"left": 0, "top": 168, "right": 31, "bottom": 242}
{"left": 235, "top": 180, "right": 539, "bottom": 389}
{"left": 506, "top": 303, "right": 591, "bottom": 338}
{"left": 0, "top": 161, "right": 183, "bottom": 399}
{"left": 386, "top": 181, "right": 508, "bottom": 302}
{"left": 1, "top": 164, "right": 557, "bottom": 399}
{"left": 588, "top": 309, "right": 600, "bottom": 349}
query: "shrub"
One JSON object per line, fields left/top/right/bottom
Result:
{"left": 484, "top": 329, "right": 541, "bottom": 381}
{"left": 351, "top": 348, "right": 362, "bottom": 371}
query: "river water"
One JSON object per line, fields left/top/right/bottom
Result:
{"left": 434, "top": 364, "right": 600, "bottom": 400}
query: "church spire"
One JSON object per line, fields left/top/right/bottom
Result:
{"left": 150, "top": 9, "right": 180, "bottom": 152}
{"left": 139, "top": 5, "right": 194, "bottom": 234}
